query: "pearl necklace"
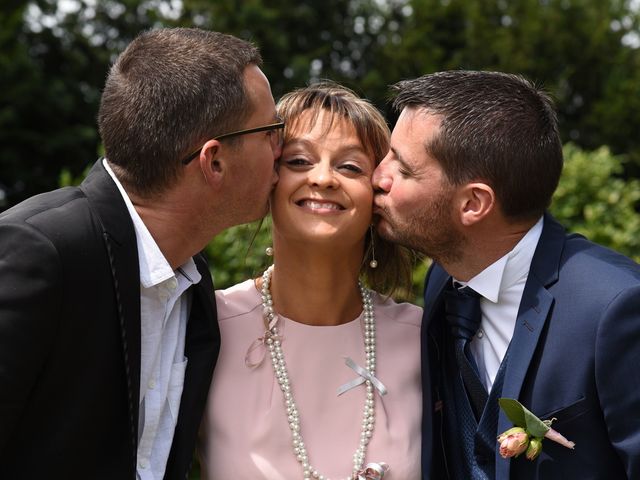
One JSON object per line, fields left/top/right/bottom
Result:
{"left": 260, "top": 265, "right": 382, "bottom": 480}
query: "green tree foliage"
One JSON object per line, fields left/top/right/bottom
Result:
{"left": 3, "top": 0, "right": 640, "bottom": 209}
{"left": 180, "top": 0, "right": 400, "bottom": 108}
{"left": 1, "top": 1, "right": 103, "bottom": 207}
{"left": 205, "top": 218, "right": 273, "bottom": 289}
{"left": 385, "top": 0, "right": 640, "bottom": 164}
{"left": 552, "top": 143, "right": 640, "bottom": 262}
{"left": 2, "top": 0, "right": 639, "bottom": 271}
{"left": 0, "top": 0, "right": 199, "bottom": 207}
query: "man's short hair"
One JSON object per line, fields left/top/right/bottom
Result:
{"left": 392, "top": 70, "right": 563, "bottom": 221}
{"left": 98, "top": 28, "right": 262, "bottom": 196}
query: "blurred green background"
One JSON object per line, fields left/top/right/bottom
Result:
{"left": 2, "top": 1, "right": 640, "bottom": 477}
{"left": 4, "top": 0, "right": 636, "bottom": 292}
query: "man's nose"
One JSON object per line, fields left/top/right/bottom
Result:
{"left": 372, "top": 161, "right": 391, "bottom": 193}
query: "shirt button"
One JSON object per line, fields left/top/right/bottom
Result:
{"left": 139, "top": 459, "right": 148, "bottom": 469}
{"left": 477, "top": 329, "right": 484, "bottom": 338}
{"left": 168, "top": 278, "right": 177, "bottom": 290}
{"left": 148, "top": 379, "right": 156, "bottom": 389}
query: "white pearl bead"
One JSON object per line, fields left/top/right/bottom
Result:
{"left": 260, "top": 265, "right": 380, "bottom": 480}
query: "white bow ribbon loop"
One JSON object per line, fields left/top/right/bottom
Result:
{"left": 337, "top": 356, "right": 387, "bottom": 396}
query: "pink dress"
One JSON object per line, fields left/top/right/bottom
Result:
{"left": 198, "top": 280, "right": 422, "bottom": 479}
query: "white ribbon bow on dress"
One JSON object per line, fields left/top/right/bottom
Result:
{"left": 336, "top": 356, "right": 388, "bottom": 396}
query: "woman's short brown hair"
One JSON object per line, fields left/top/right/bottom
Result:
{"left": 277, "top": 82, "right": 415, "bottom": 297}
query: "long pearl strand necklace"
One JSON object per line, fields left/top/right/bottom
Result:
{"left": 260, "top": 265, "right": 379, "bottom": 480}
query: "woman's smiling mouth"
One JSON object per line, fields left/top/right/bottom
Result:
{"left": 296, "top": 199, "right": 345, "bottom": 211}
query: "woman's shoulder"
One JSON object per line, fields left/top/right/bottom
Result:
{"left": 372, "top": 292, "right": 423, "bottom": 328}
{"left": 214, "top": 278, "right": 262, "bottom": 321}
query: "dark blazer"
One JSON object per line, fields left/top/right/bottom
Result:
{"left": 0, "top": 160, "right": 220, "bottom": 480}
{"left": 422, "top": 214, "right": 640, "bottom": 479}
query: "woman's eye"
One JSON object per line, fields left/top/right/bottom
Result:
{"left": 340, "top": 163, "right": 364, "bottom": 174}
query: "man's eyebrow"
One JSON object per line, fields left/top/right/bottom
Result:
{"left": 390, "top": 146, "right": 414, "bottom": 173}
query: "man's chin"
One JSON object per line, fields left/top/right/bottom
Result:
{"left": 376, "top": 220, "right": 424, "bottom": 252}
{"left": 374, "top": 218, "right": 397, "bottom": 242}
{"left": 242, "top": 203, "right": 270, "bottom": 225}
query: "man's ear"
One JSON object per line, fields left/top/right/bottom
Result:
{"left": 197, "top": 139, "right": 225, "bottom": 188}
{"left": 457, "top": 182, "right": 495, "bottom": 226}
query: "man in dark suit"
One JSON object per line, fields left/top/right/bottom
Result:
{"left": 372, "top": 70, "right": 640, "bottom": 479}
{"left": 0, "top": 28, "right": 283, "bottom": 479}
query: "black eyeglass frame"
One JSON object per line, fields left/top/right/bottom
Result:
{"left": 181, "top": 121, "right": 285, "bottom": 165}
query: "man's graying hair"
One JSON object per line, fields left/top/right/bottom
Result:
{"left": 392, "top": 70, "right": 563, "bottom": 221}
{"left": 98, "top": 28, "right": 262, "bottom": 196}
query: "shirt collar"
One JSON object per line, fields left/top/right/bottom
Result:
{"left": 454, "top": 216, "right": 544, "bottom": 303}
{"left": 103, "top": 158, "right": 200, "bottom": 288}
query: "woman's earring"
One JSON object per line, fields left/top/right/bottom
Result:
{"left": 369, "top": 225, "right": 378, "bottom": 269}
{"left": 265, "top": 246, "right": 274, "bottom": 257}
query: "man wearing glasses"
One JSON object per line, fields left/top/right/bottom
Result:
{"left": 0, "top": 28, "right": 282, "bottom": 480}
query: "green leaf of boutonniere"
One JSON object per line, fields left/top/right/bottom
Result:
{"left": 498, "top": 398, "right": 526, "bottom": 426}
{"left": 498, "top": 398, "right": 575, "bottom": 461}
{"left": 499, "top": 398, "right": 550, "bottom": 438}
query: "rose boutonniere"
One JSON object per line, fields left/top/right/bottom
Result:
{"left": 497, "top": 398, "right": 575, "bottom": 460}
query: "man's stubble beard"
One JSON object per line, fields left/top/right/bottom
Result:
{"left": 377, "top": 190, "right": 465, "bottom": 266}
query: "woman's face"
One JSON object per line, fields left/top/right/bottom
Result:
{"left": 271, "top": 110, "right": 375, "bottom": 249}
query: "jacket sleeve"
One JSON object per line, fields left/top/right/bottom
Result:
{"left": 595, "top": 284, "right": 640, "bottom": 478}
{"left": 0, "top": 222, "right": 62, "bottom": 453}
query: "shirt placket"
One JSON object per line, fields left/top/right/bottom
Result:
{"left": 137, "top": 279, "right": 177, "bottom": 479}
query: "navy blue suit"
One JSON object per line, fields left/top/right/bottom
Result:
{"left": 422, "top": 214, "right": 640, "bottom": 479}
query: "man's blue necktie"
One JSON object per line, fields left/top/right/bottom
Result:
{"left": 444, "top": 284, "right": 488, "bottom": 420}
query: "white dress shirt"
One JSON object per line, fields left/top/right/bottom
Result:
{"left": 453, "top": 217, "right": 543, "bottom": 392}
{"left": 104, "top": 159, "right": 202, "bottom": 480}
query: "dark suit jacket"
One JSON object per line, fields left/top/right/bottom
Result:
{"left": 422, "top": 214, "right": 640, "bottom": 479}
{"left": 0, "top": 160, "right": 220, "bottom": 479}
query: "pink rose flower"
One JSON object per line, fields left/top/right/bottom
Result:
{"left": 498, "top": 427, "right": 530, "bottom": 458}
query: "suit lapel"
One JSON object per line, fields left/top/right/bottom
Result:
{"left": 421, "top": 264, "right": 450, "bottom": 479}
{"left": 80, "top": 160, "right": 220, "bottom": 479}
{"left": 165, "top": 254, "right": 220, "bottom": 479}
{"left": 423, "top": 264, "right": 450, "bottom": 329}
{"left": 495, "top": 276, "right": 554, "bottom": 480}
{"left": 496, "top": 214, "right": 566, "bottom": 479}
{"left": 81, "top": 160, "right": 142, "bottom": 457}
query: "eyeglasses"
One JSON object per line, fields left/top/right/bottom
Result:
{"left": 181, "top": 121, "right": 285, "bottom": 165}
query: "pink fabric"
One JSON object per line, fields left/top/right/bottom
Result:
{"left": 198, "top": 280, "right": 423, "bottom": 479}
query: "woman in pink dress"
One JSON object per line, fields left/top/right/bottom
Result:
{"left": 198, "top": 83, "right": 422, "bottom": 480}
